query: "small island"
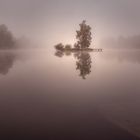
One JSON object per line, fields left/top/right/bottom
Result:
{"left": 54, "top": 20, "right": 102, "bottom": 52}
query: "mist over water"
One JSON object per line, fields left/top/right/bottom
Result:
{"left": 1, "top": 0, "right": 140, "bottom": 139}
{"left": 0, "top": 49, "right": 139, "bottom": 139}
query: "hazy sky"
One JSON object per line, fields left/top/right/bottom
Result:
{"left": 0, "top": 0, "right": 140, "bottom": 46}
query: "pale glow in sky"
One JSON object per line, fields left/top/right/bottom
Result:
{"left": 0, "top": 0, "right": 140, "bottom": 47}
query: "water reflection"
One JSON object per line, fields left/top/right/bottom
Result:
{"left": 100, "top": 50, "right": 140, "bottom": 63}
{"left": 55, "top": 50, "right": 92, "bottom": 79}
{"left": 0, "top": 50, "right": 140, "bottom": 139}
{"left": 0, "top": 52, "right": 16, "bottom": 75}
{"left": 74, "top": 52, "right": 92, "bottom": 79}
{"left": 55, "top": 50, "right": 65, "bottom": 57}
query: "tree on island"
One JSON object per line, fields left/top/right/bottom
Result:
{"left": 54, "top": 20, "right": 93, "bottom": 51}
{"left": 74, "top": 20, "right": 92, "bottom": 50}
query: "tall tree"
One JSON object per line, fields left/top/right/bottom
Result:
{"left": 75, "top": 20, "right": 92, "bottom": 49}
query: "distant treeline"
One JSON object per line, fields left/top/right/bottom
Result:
{"left": 0, "top": 24, "right": 32, "bottom": 49}
{"left": 0, "top": 24, "right": 16, "bottom": 49}
{"left": 101, "top": 35, "right": 140, "bottom": 49}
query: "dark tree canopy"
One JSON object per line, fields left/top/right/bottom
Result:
{"left": 54, "top": 43, "right": 64, "bottom": 51}
{"left": 65, "top": 44, "right": 72, "bottom": 50}
{"left": 75, "top": 20, "right": 92, "bottom": 49}
{"left": 0, "top": 24, "right": 16, "bottom": 49}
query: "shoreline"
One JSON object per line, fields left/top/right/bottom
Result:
{"left": 55, "top": 48, "right": 103, "bottom": 52}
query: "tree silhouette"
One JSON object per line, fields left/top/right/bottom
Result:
{"left": 54, "top": 43, "right": 64, "bottom": 51}
{"left": 75, "top": 20, "right": 92, "bottom": 49}
{"left": 54, "top": 20, "right": 93, "bottom": 51}
{"left": 54, "top": 20, "right": 93, "bottom": 79}
{"left": 65, "top": 44, "right": 72, "bottom": 50}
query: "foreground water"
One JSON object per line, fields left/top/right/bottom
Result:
{"left": 0, "top": 49, "right": 140, "bottom": 139}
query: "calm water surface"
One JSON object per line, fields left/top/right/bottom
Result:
{"left": 0, "top": 49, "right": 140, "bottom": 140}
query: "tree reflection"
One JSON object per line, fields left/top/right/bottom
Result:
{"left": 55, "top": 50, "right": 64, "bottom": 58}
{"left": 75, "top": 52, "right": 92, "bottom": 79}
{"left": 55, "top": 50, "right": 92, "bottom": 79}
{"left": 0, "top": 52, "right": 16, "bottom": 75}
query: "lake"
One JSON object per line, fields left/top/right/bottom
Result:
{"left": 0, "top": 49, "right": 140, "bottom": 140}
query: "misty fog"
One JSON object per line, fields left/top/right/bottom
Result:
{"left": 1, "top": 0, "right": 140, "bottom": 48}
{"left": 1, "top": 1, "right": 140, "bottom": 139}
